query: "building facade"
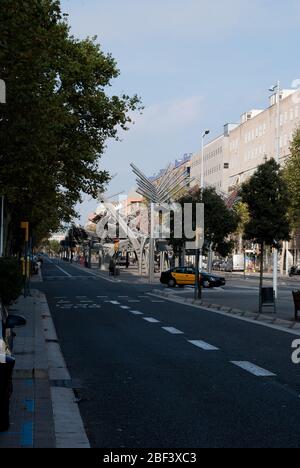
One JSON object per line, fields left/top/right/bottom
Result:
{"left": 190, "top": 88, "right": 300, "bottom": 194}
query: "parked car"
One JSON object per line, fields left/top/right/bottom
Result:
{"left": 160, "top": 267, "right": 226, "bottom": 288}
{"left": 289, "top": 266, "right": 300, "bottom": 277}
{"left": 0, "top": 304, "right": 26, "bottom": 431}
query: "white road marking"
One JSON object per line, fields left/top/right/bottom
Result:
{"left": 130, "top": 311, "right": 143, "bottom": 315}
{"left": 109, "top": 301, "right": 121, "bottom": 305}
{"left": 188, "top": 340, "right": 219, "bottom": 351}
{"left": 53, "top": 265, "right": 73, "bottom": 277}
{"left": 231, "top": 361, "right": 276, "bottom": 377}
{"left": 143, "top": 318, "right": 160, "bottom": 323}
{"left": 120, "top": 306, "right": 130, "bottom": 310}
{"left": 162, "top": 327, "right": 184, "bottom": 335}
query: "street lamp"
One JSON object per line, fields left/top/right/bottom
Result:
{"left": 269, "top": 81, "right": 281, "bottom": 301}
{"left": 194, "top": 129, "right": 210, "bottom": 300}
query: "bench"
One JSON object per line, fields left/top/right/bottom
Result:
{"left": 293, "top": 291, "right": 300, "bottom": 321}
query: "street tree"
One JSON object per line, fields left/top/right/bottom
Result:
{"left": 170, "top": 187, "right": 239, "bottom": 264}
{"left": 283, "top": 128, "right": 300, "bottom": 229}
{"left": 240, "top": 159, "right": 291, "bottom": 312}
{"left": 232, "top": 201, "right": 250, "bottom": 253}
{"left": 0, "top": 0, "right": 141, "bottom": 252}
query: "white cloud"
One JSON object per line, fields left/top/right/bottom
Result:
{"left": 127, "top": 95, "right": 204, "bottom": 137}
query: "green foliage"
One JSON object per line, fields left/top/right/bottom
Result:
{"left": 49, "top": 240, "right": 61, "bottom": 254}
{"left": 240, "top": 159, "right": 291, "bottom": 245}
{"left": 0, "top": 0, "right": 142, "bottom": 249}
{"left": 170, "top": 187, "right": 239, "bottom": 256}
{"left": 283, "top": 128, "right": 300, "bottom": 229}
{"left": 0, "top": 257, "right": 24, "bottom": 306}
{"left": 233, "top": 201, "right": 250, "bottom": 237}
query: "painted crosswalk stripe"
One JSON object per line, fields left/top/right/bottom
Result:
{"left": 109, "top": 301, "right": 120, "bottom": 305}
{"left": 188, "top": 340, "right": 219, "bottom": 351}
{"left": 231, "top": 361, "right": 276, "bottom": 377}
{"left": 130, "top": 311, "right": 143, "bottom": 315}
{"left": 120, "top": 306, "right": 130, "bottom": 310}
{"left": 162, "top": 327, "right": 184, "bottom": 335}
{"left": 143, "top": 317, "right": 160, "bottom": 323}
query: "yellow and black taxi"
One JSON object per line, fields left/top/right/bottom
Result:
{"left": 160, "top": 267, "right": 226, "bottom": 289}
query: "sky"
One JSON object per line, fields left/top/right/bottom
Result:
{"left": 60, "top": 0, "right": 300, "bottom": 222}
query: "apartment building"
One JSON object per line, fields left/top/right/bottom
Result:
{"left": 149, "top": 153, "right": 192, "bottom": 191}
{"left": 190, "top": 89, "right": 300, "bottom": 194}
{"left": 190, "top": 134, "right": 229, "bottom": 195}
{"left": 228, "top": 89, "right": 300, "bottom": 191}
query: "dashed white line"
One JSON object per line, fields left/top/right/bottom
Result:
{"left": 188, "top": 340, "right": 219, "bottom": 351}
{"left": 162, "top": 327, "right": 184, "bottom": 335}
{"left": 143, "top": 318, "right": 160, "bottom": 323}
{"left": 109, "top": 301, "right": 121, "bottom": 305}
{"left": 130, "top": 311, "right": 144, "bottom": 315}
{"left": 231, "top": 361, "right": 276, "bottom": 377}
{"left": 120, "top": 306, "right": 130, "bottom": 310}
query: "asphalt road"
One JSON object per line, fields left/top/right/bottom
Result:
{"left": 38, "top": 258, "right": 300, "bottom": 448}
{"left": 163, "top": 275, "right": 300, "bottom": 320}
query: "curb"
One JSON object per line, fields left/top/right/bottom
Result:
{"left": 151, "top": 289, "right": 298, "bottom": 333}
{"left": 33, "top": 290, "right": 90, "bottom": 448}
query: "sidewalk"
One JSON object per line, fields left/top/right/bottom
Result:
{"left": 0, "top": 285, "right": 55, "bottom": 448}
{"left": 0, "top": 273, "right": 90, "bottom": 449}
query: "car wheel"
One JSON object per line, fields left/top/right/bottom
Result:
{"left": 203, "top": 280, "right": 210, "bottom": 288}
{"left": 168, "top": 279, "right": 176, "bottom": 288}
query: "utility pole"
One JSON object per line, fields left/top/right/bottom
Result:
{"left": 195, "top": 130, "right": 210, "bottom": 301}
{"left": 0, "top": 79, "right": 6, "bottom": 258}
{"left": 269, "top": 81, "right": 281, "bottom": 301}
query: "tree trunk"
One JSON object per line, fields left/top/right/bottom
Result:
{"left": 259, "top": 242, "right": 264, "bottom": 314}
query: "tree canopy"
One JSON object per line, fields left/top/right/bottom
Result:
{"left": 170, "top": 187, "right": 239, "bottom": 257}
{"left": 283, "top": 128, "right": 300, "bottom": 229}
{"left": 0, "top": 0, "right": 141, "bottom": 251}
{"left": 240, "top": 159, "right": 291, "bottom": 246}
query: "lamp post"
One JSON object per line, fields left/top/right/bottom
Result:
{"left": 194, "top": 129, "right": 210, "bottom": 300}
{"left": 0, "top": 79, "right": 6, "bottom": 258}
{"left": 269, "top": 81, "right": 281, "bottom": 301}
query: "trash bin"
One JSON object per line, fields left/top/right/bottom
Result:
{"left": 293, "top": 290, "right": 300, "bottom": 321}
{"left": 261, "top": 287, "right": 276, "bottom": 313}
